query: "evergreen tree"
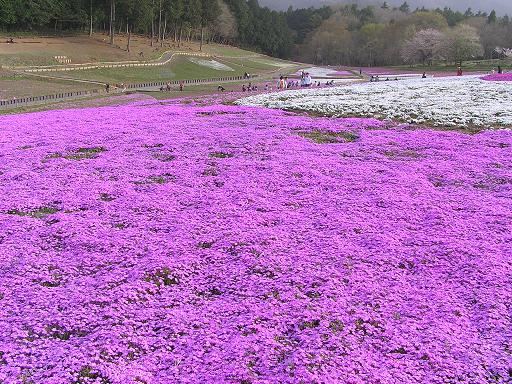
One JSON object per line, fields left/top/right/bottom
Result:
{"left": 488, "top": 10, "right": 497, "bottom": 24}
{"left": 399, "top": 2, "right": 410, "bottom": 13}
{"left": 199, "top": 0, "right": 220, "bottom": 50}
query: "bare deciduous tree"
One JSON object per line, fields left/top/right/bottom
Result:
{"left": 212, "top": 0, "right": 238, "bottom": 44}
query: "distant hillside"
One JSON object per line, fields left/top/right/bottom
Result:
{"left": 260, "top": 0, "right": 512, "bottom": 14}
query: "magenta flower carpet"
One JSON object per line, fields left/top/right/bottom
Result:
{"left": 482, "top": 73, "right": 512, "bottom": 82}
{"left": 0, "top": 98, "right": 511, "bottom": 383}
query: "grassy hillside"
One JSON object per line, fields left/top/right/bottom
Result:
{"left": 0, "top": 35, "right": 300, "bottom": 100}
{"left": 46, "top": 56, "right": 283, "bottom": 84}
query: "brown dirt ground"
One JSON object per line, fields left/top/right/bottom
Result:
{"left": 0, "top": 35, "right": 206, "bottom": 67}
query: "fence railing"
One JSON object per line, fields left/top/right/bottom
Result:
{"left": 126, "top": 74, "right": 255, "bottom": 89}
{"left": 0, "top": 90, "right": 101, "bottom": 109}
{"left": 0, "top": 75, "right": 257, "bottom": 110}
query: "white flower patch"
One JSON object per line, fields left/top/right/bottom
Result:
{"left": 329, "top": 79, "right": 362, "bottom": 84}
{"left": 188, "top": 58, "right": 234, "bottom": 71}
{"left": 237, "top": 76, "right": 512, "bottom": 128}
{"left": 297, "top": 67, "right": 345, "bottom": 78}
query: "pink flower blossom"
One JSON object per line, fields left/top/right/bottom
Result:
{"left": 0, "top": 98, "right": 511, "bottom": 383}
{"left": 482, "top": 73, "right": 512, "bottom": 81}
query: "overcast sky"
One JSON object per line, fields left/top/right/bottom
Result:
{"left": 259, "top": 0, "right": 512, "bottom": 14}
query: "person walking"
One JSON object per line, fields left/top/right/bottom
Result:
{"left": 278, "top": 76, "right": 285, "bottom": 90}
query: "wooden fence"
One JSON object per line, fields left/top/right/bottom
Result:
{"left": 0, "top": 75, "right": 255, "bottom": 110}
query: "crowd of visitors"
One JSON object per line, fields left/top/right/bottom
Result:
{"left": 369, "top": 75, "right": 401, "bottom": 82}
{"left": 242, "top": 82, "right": 258, "bottom": 92}
{"left": 105, "top": 83, "right": 128, "bottom": 93}
{"left": 157, "top": 81, "right": 185, "bottom": 92}
{"left": 239, "top": 70, "right": 343, "bottom": 93}
{"left": 299, "top": 71, "right": 313, "bottom": 87}
{"left": 159, "top": 83, "right": 171, "bottom": 92}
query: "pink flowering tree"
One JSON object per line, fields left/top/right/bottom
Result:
{"left": 494, "top": 47, "right": 512, "bottom": 59}
{"left": 400, "top": 28, "right": 445, "bottom": 65}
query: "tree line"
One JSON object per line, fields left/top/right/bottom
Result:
{"left": 296, "top": 3, "right": 512, "bottom": 66}
{"left": 1, "top": 0, "right": 512, "bottom": 65}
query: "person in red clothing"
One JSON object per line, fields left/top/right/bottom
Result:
{"left": 457, "top": 66, "right": 463, "bottom": 76}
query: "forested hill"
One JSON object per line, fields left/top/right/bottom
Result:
{"left": 0, "top": 0, "right": 300, "bottom": 57}
{"left": 1, "top": 0, "right": 511, "bottom": 66}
